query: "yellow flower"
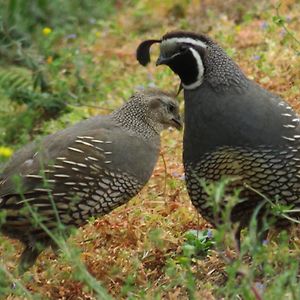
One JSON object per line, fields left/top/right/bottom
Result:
{"left": 42, "top": 27, "right": 52, "bottom": 36}
{"left": 235, "top": 25, "right": 241, "bottom": 32}
{"left": 0, "top": 146, "right": 13, "bottom": 158}
{"left": 47, "top": 56, "right": 53, "bottom": 64}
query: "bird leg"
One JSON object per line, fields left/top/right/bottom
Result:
{"left": 234, "top": 216, "right": 269, "bottom": 255}
{"left": 256, "top": 217, "right": 269, "bottom": 245}
{"left": 18, "top": 244, "right": 45, "bottom": 275}
{"left": 234, "top": 224, "right": 242, "bottom": 254}
{"left": 50, "top": 242, "right": 61, "bottom": 257}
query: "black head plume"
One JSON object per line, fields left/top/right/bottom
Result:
{"left": 136, "top": 39, "right": 161, "bottom": 66}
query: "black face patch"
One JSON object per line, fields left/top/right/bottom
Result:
{"left": 166, "top": 49, "right": 200, "bottom": 86}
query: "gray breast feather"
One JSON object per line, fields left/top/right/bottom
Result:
{"left": 184, "top": 80, "right": 300, "bottom": 161}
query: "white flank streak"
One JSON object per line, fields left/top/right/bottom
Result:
{"left": 17, "top": 197, "right": 36, "bottom": 204}
{"left": 95, "top": 146, "right": 104, "bottom": 151}
{"left": 282, "top": 136, "right": 295, "bottom": 141}
{"left": 77, "top": 136, "right": 93, "bottom": 139}
{"left": 282, "top": 113, "right": 292, "bottom": 117}
{"left": 53, "top": 165, "right": 65, "bottom": 169}
{"left": 92, "top": 139, "right": 104, "bottom": 143}
{"left": 76, "top": 163, "right": 87, "bottom": 168}
{"left": 182, "top": 48, "right": 205, "bottom": 90}
{"left": 104, "top": 161, "right": 112, "bottom": 164}
{"left": 104, "top": 152, "right": 112, "bottom": 155}
{"left": 75, "top": 140, "right": 94, "bottom": 147}
{"left": 68, "top": 147, "right": 83, "bottom": 153}
{"left": 87, "top": 156, "right": 98, "bottom": 161}
{"left": 35, "top": 203, "right": 51, "bottom": 208}
{"left": 64, "top": 182, "right": 76, "bottom": 185}
{"left": 54, "top": 174, "right": 70, "bottom": 178}
{"left": 292, "top": 118, "right": 299, "bottom": 122}
{"left": 25, "top": 174, "right": 43, "bottom": 179}
{"left": 63, "top": 160, "right": 77, "bottom": 165}
{"left": 294, "top": 135, "right": 300, "bottom": 138}
{"left": 90, "top": 165, "right": 100, "bottom": 172}
{"left": 283, "top": 124, "right": 296, "bottom": 128}
{"left": 34, "top": 188, "right": 51, "bottom": 192}
{"left": 163, "top": 37, "right": 208, "bottom": 49}
{"left": 105, "top": 141, "right": 112, "bottom": 144}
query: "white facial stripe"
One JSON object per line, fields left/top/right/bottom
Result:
{"left": 170, "top": 52, "right": 181, "bottom": 59}
{"left": 162, "top": 37, "right": 208, "bottom": 49}
{"left": 182, "top": 47, "right": 204, "bottom": 90}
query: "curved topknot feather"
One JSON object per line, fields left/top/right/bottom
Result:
{"left": 136, "top": 39, "right": 161, "bottom": 66}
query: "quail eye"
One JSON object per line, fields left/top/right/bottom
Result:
{"left": 168, "top": 103, "right": 176, "bottom": 113}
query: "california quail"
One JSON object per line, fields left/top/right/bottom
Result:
{"left": 137, "top": 31, "right": 300, "bottom": 244}
{"left": 0, "top": 88, "right": 182, "bottom": 273}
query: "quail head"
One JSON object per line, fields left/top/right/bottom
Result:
{"left": 0, "top": 88, "right": 181, "bottom": 273}
{"left": 137, "top": 31, "right": 300, "bottom": 246}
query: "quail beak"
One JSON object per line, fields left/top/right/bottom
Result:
{"left": 156, "top": 55, "right": 171, "bottom": 66}
{"left": 171, "top": 116, "right": 183, "bottom": 130}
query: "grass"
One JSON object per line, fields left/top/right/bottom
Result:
{"left": 0, "top": 0, "right": 300, "bottom": 299}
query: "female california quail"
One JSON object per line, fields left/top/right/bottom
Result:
{"left": 0, "top": 88, "right": 182, "bottom": 273}
{"left": 136, "top": 31, "right": 300, "bottom": 245}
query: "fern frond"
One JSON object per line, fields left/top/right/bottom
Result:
{"left": 0, "top": 67, "right": 32, "bottom": 91}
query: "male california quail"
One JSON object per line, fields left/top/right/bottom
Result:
{"left": 136, "top": 31, "right": 300, "bottom": 244}
{"left": 0, "top": 88, "right": 182, "bottom": 273}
